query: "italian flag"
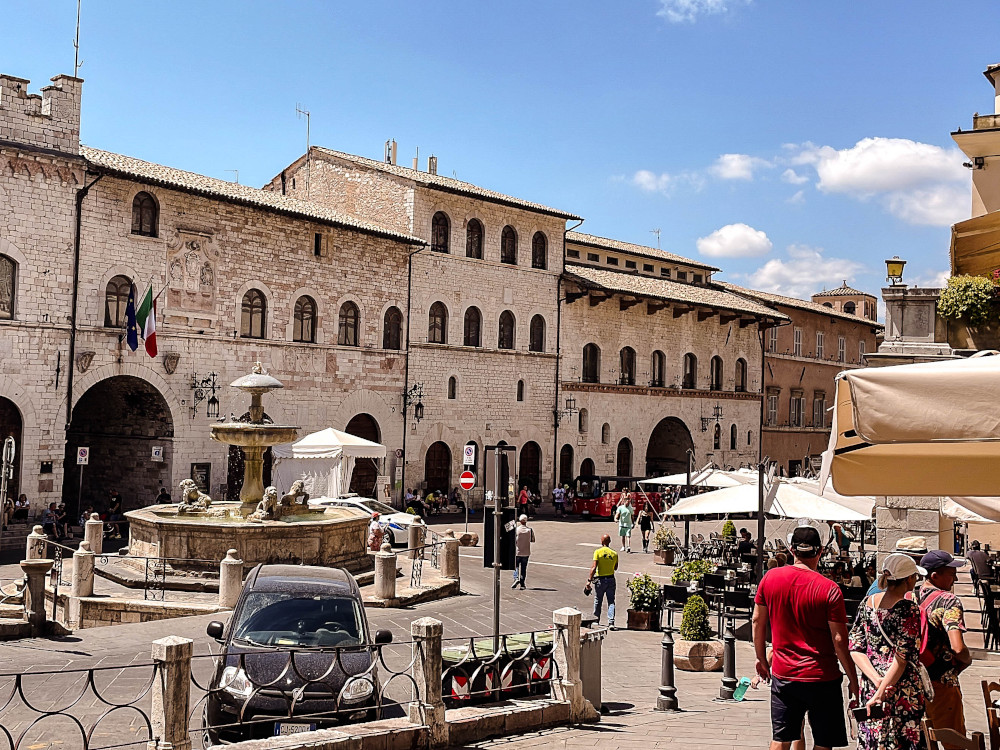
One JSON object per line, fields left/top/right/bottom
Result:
{"left": 135, "top": 285, "right": 157, "bottom": 358}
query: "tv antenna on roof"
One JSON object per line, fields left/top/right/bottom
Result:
{"left": 225, "top": 170, "right": 239, "bottom": 184}
{"left": 73, "top": 0, "right": 83, "bottom": 77}
{"left": 296, "top": 104, "right": 311, "bottom": 198}
{"left": 650, "top": 228, "right": 661, "bottom": 250}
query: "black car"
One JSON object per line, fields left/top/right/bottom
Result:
{"left": 203, "top": 564, "right": 392, "bottom": 744}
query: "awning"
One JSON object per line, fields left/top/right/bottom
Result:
{"left": 272, "top": 428, "right": 386, "bottom": 498}
{"left": 639, "top": 468, "right": 754, "bottom": 488}
{"left": 666, "top": 480, "right": 870, "bottom": 521}
{"left": 941, "top": 496, "right": 1000, "bottom": 523}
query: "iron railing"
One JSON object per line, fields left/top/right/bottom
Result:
{"left": 95, "top": 554, "right": 218, "bottom": 602}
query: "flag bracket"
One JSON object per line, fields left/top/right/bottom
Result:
{"left": 189, "top": 372, "right": 221, "bottom": 419}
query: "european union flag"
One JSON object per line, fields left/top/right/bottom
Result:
{"left": 124, "top": 282, "right": 139, "bottom": 352}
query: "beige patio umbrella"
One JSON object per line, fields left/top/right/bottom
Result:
{"left": 821, "top": 351, "right": 1000, "bottom": 497}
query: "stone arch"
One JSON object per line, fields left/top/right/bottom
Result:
{"left": 0, "top": 396, "right": 24, "bottom": 501}
{"left": 286, "top": 285, "right": 327, "bottom": 344}
{"left": 333, "top": 293, "right": 365, "bottom": 347}
{"left": 519, "top": 441, "right": 542, "bottom": 492}
{"left": 558, "top": 444, "right": 574, "bottom": 486}
{"left": 645, "top": 416, "right": 695, "bottom": 476}
{"left": 331, "top": 389, "right": 400, "bottom": 461}
{"left": 234, "top": 280, "right": 275, "bottom": 340}
{"left": 580, "top": 457, "right": 596, "bottom": 477}
{"left": 346, "top": 413, "right": 382, "bottom": 497}
{"left": 617, "top": 437, "right": 633, "bottom": 477}
{"left": 424, "top": 441, "right": 451, "bottom": 494}
{"left": 92, "top": 264, "right": 142, "bottom": 328}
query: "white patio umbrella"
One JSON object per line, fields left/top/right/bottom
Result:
{"left": 821, "top": 351, "right": 1000, "bottom": 497}
{"left": 941, "top": 496, "right": 1000, "bottom": 523}
{"left": 639, "top": 468, "right": 755, "bottom": 488}
{"left": 666, "top": 479, "right": 870, "bottom": 522}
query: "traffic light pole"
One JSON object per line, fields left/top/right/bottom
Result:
{"left": 492, "top": 445, "right": 502, "bottom": 654}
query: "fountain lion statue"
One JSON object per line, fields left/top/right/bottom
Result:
{"left": 280, "top": 480, "right": 309, "bottom": 508}
{"left": 177, "top": 479, "right": 212, "bottom": 514}
{"left": 248, "top": 486, "right": 280, "bottom": 523}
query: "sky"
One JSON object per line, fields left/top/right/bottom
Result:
{"left": 4, "top": 1, "right": 998, "bottom": 315}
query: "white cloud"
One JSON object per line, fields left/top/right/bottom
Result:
{"left": 740, "top": 245, "right": 864, "bottom": 299}
{"left": 697, "top": 223, "right": 773, "bottom": 258}
{"left": 710, "top": 153, "right": 770, "bottom": 181}
{"left": 884, "top": 184, "right": 967, "bottom": 226}
{"left": 786, "top": 190, "right": 805, "bottom": 204}
{"left": 781, "top": 168, "right": 808, "bottom": 185}
{"left": 632, "top": 170, "right": 672, "bottom": 193}
{"left": 657, "top": 0, "right": 747, "bottom": 23}
{"left": 912, "top": 269, "right": 951, "bottom": 288}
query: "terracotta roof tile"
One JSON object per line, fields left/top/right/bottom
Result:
{"left": 812, "top": 280, "right": 870, "bottom": 297}
{"left": 566, "top": 231, "right": 718, "bottom": 271}
{"left": 717, "top": 281, "right": 884, "bottom": 328}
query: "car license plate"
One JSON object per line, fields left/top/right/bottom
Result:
{"left": 275, "top": 722, "right": 316, "bottom": 736}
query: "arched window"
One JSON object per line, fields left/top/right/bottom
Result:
{"left": 516, "top": 380, "right": 524, "bottom": 402}
{"left": 578, "top": 408, "right": 589, "bottom": 433}
{"left": 466, "top": 219, "right": 484, "bottom": 259}
{"left": 448, "top": 376, "right": 457, "bottom": 400}
{"left": 713, "top": 423, "right": 721, "bottom": 450}
{"left": 735, "top": 358, "right": 748, "bottom": 392}
{"left": 431, "top": 211, "right": 450, "bottom": 253}
{"left": 583, "top": 343, "right": 601, "bottom": 383}
{"left": 619, "top": 347, "right": 636, "bottom": 385}
{"left": 338, "top": 301, "right": 360, "bottom": 346}
{"left": 651, "top": 350, "right": 665, "bottom": 387}
{"left": 498, "top": 310, "right": 515, "bottom": 349}
{"left": 601, "top": 423, "right": 611, "bottom": 444}
{"left": 131, "top": 192, "right": 158, "bottom": 237}
{"left": 531, "top": 232, "right": 547, "bottom": 270}
{"left": 501, "top": 225, "right": 517, "bottom": 265}
{"left": 682, "top": 353, "right": 697, "bottom": 389}
{"left": 383, "top": 306, "right": 402, "bottom": 350}
{"left": 463, "top": 307, "right": 481, "bottom": 347}
{"left": 0, "top": 255, "right": 14, "bottom": 320}
{"left": 844, "top": 301, "right": 857, "bottom": 315}
{"left": 240, "top": 289, "right": 267, "bottom": 338}
{"left": 428, "top": 302, "right": 447, "bottom": 344}
{"left": 730, "top": 424, "right": 738, "bottom": 450}
{"left": 293, "top": 295, "right": 317, "bottom": 343}
{"left": 529, "top": 315, "right": 545, "bottom": 352}
{"left": 710, "top": 356, "right": 723, "bottom": 391}
{"left": 104, "top": 275, "right": 132, "bottom": 327}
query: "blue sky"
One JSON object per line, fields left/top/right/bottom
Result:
{"left": 5, "top": 1, "right": 997, "bottom": 312}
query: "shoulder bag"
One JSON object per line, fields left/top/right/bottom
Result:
{"left": 871, "top": 597, "right": 935, "bottom": 701}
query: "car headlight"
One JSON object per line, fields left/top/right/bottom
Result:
{"left": 342, "top": 677, "right": 374, "bottom": 702}
{"left": 219, "top": 666, "right": 254, "bottom": 699}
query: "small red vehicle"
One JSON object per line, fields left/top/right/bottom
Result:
{"left": 569, "top": 475, "right": 663, "bottom": 519}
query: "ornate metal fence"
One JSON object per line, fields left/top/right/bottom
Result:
{"left": 94, "top": 554, "right": 216, "bottom": 602}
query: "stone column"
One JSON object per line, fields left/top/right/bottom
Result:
{"left": 25, "top": 525, "right": 47, "bottom": 560}
{"left": 876, "top": 496, "right": 949, "bottom": 561}
{"left": 551, "top": 607, "right": 596, "bottom": 722}
{"left": 408, "top": 518, "right": 425, "bottom": 559}
{"left": 375, "top": 543, "right": 397, "bottom": 600}
{"left": 409, "top": 617, "right": 447, "bottom": 748}
{"left": 148, "top": 636, "right": 193, "bottom": 750}
{"left": 20, "top": 558, "right": 53, "bottom": 637}
{"left": 441, "top": 530, "right": 460, "bottom": 581}
{"left": 218, "top": 549, "right": 243, "bottom": 609}
{"left": 69, "top": 541, "right": 95, "bottom": 628}
{"left": 85, "top": 513, "right": 104, "bottom": 556}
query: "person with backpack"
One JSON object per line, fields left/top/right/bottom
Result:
{"left": 914, "top": 550, "right": 972, "bottom": 745}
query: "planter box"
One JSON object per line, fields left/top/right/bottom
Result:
{"left": 653, "top": 548, "right": 675, "bottom": 566}
{"left": 626, "top": 609, "right": 661, "bottom": 631}
{"left": 673, "top": 639, "right": 723, "bottom": 672}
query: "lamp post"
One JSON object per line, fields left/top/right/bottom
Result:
{"left": 885, "top": 256, "right": 907, "bottom": 286}
{"left": 399, "top": 383, "right": 425, "bottom": 505}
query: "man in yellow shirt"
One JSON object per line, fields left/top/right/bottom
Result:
{"left": 587, "top": 534, "right": 620, "bottom": 629}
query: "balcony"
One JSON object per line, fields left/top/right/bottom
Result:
{"left": 974, "top": 114, "right": 1000, "bottom": 131}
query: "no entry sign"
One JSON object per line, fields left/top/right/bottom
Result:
{"left": 459, "top": 470, "right": 475, "bottom": 491}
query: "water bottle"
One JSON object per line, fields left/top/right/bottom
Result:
{"left": 733, "top": 676, "right": 752, "bottom": 701}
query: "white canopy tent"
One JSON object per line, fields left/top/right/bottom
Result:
{"left": 666, "top": 479, "right": 872, "bottom": 522}
{"left": 272, "top": 428, "right": 387, "bottom": 499}
{"left": 639, "top": 468, "right": 755, "bottom": 489}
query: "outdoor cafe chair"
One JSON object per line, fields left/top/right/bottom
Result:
{"left": 716, "top": 589, "right": 754, "bottom": 639}
{"left": 981, "top": 680, "right": 1000, "bottom": 750}
{"left": 661, "top": 584, "right": 691, "bottom": 628}
{"left": 922, "top": 719, "right": 986, "bottom": 750}
{"left": 981, "top": 585, "right": 1000, "bottom": 651}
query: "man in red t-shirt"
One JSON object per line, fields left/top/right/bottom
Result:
{"left": 753, "top": 525, "right": 859, "bottom": 750}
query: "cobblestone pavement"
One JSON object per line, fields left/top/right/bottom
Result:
{"left": 0, "top": 513, "right": 996, "bottom": 749}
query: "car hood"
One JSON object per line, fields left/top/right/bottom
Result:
{"left": 221, "top": 643, "right": 374, "bottom": 694}
{"left": 383, "top": 513, "right": 415, "bottom": 527}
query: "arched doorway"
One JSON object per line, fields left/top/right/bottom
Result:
{"left": 0, "top": 398, "right": 23, "bottom": 502}
{"left": 580, "top": 457, "right": 596, "bottom": 477}
{"left": 645, "top": 417, "right": 694, "bottom": 476}
{"left": 424, "top": 441, "right": 451, "bottom": 495}
{"left": 227, "top": 411, "right": 273, "bottom": 501}
{"left": 64, "top": 376, "right": 173, "bottom": 514}
{"left": 617, "top": 438, "right": 632, "bottom": 477}
{"left": 558, "top": 444, "right": 573, "bottom": 487}
{"left": 346, "top": 413, "right": 381, "bottom": 497}
{"left": 519, "top": 441, "right": 541, "bottom": 493}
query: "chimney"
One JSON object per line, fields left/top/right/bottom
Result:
{"left": 412, "top": 156, "right": 419, "bottom": 170}
{"left": 428, "top": 155, "right": 438, "bottom": 175}
{"left": 384, "top": 139, "right": 397, "bottom": 165}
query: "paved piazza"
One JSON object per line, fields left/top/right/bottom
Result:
{"left": 0, "top": 515, "right": 995, "bottom": 749}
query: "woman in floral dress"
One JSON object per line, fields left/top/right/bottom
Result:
{"left": 849, "top": 553, "right": 927, "bottom": 750}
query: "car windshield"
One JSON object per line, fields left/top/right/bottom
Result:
{"left": 360, "top": 500, "right": 397, "bottom": 515}
{"left": 232, "top": 592, "right": 366, "bottom": 648}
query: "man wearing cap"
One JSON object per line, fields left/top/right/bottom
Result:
{"left": 914, "top": 550, "right": 973, "bottom": 743}
{"left": 753, "top": 525, "right": 859, "bottom": 750}
{"left": 865, "top": 536, "right": 928, "bottom": 597}
{"left": 511, "top": 514, "right": 534, "bottom": 590}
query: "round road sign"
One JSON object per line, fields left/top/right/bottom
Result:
{"left": 459, "top": 471, "right": 475, "bottom": 491}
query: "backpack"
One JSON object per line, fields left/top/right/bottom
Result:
{"left": 915, "top": 588, "right": 948, "bottom": 671}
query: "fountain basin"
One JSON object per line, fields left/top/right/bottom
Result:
{"left": 210, "top": 423, "right": 300, "bottom": 447}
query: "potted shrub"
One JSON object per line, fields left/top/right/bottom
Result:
{"left": 674, "top": 594, "right": 723, "bottom": 672}
{"left": 722, "top": 519, "right": 736, "bottom": 543}
{"left": 653, "top": 526, "right": 676, "bottom": 565}
{"left": 626, "top": 573, "right": 662, "bottom": 631}
{"left": 670, "top": 559, "right": 715, "bottom": 586}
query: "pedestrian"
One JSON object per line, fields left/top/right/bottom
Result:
{"left": 967, "top": 540, "right": 990, "bottom": 581}
{"left": 637, "top": 502, "right": 654, "bottom": 553}
{"left": 831, "top": 523, "right": 854, "bottom": 556}
{"left": 867, "top": 537, "right": 928, "bottom": 596}
{"left": 613, "top": 497, "right": 633, "bottom": 553}
{"left": 849, "top": 553, "right": 927, "bottom": 750}
{"left": 914, "top": 549, "right": 972, "bottom": 743}
{"left": 155, "top": 486, "right": 171, "bottom": 504}
{"left": 511, "top": 514, "right": 534, "bottom": 590}
{"left": 586, "top": 534, "right": 619, "bottom": 629}
{"left": 41, "top": 502, "right": 58, "bottom": 539}
{"left": 13, "top": 494, "right": 29, "bottom": 522}
{"left": 518, "top": 485, "right": 531, "bottom": 518}
{"left": 367, "top": 512, "right": 384, "bottom": 550}
{"left": 553, "top": 484, "right": 565, "bottom": 517}
{"left": 737, "top": 528, "right": 754, "bottom": 556}
{"left": 752, "top": 525, "right": 859, "bottom": 750}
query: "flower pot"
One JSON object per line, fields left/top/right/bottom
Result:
{"left": 673, "top": 639, "right": 724, "bottom": 672}
{"left": 626, "top": 608, "right": 661, "bottom": 631}
{"left": 653, "top": 548, "right": 675, "bottom": 566}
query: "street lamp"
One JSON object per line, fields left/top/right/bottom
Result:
{"left": 189, "top": 372, "right": 220, "bottom": 419}
{"left": 553, "top": 395, "right": 579, "bottom": 426}
{"left": 885, "top": 256, "right": 907, "bottom": 286}
{"left": 403, "top": 383, "right": 425, "bottom": 424}
{"left": 701, "top": 403, "right": 724, "bottom": 432}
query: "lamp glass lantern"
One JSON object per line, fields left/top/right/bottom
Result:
{"left": 885, "top": 256, "right": 906, "bottom": 286}
{"left": 207, "top": 395, "right": 220, "bottom": 419}
{"left": 414, "top": 401, "right": 425, "bottom": 422}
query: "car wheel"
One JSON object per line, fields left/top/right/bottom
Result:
{"left": 385, "top": 529, "right": 395, "bottom": 546}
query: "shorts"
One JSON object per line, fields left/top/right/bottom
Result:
{"left": 770, "top": 676, "right": 847, "bottom": 748}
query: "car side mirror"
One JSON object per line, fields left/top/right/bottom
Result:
{"left": 206, "top": 621, "right": 225, "bottom": 640}
{"left": 374, "top": 629, "right": 393, "bottom": 645}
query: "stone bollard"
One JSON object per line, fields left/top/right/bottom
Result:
{"left": 552, "top": 607, "right": 597, "bottom": 722}
{"left": 408, "top": 518, "right": 425, "bottom": 559}
{"left": 375, "top": 543, "right": 397, "bottom": 600}
{"left": 69, "top": 541, "right": 95, "bottom": 629}
{"left": 85, "top": 513, "right": 104, "bottom": 556}
{"left": 218, "top": 549, "right": 244, "bottom": 609}
{"left": 409, "top": 617, "right": 447, "bottom": 747}
{"left": 20, "top": 558, "right": 53, "bottom": 637}
{"left": 719, "top": 616, "right": 737, "bottom": 701}
{"left": 25, "top": 525, "right": 47, "bottom": 560}
{"left": 441, "top": 529, "right": 461, "bottom": 581}
{"left": 149, "top": 636, "right": 194, "bottom": 750}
